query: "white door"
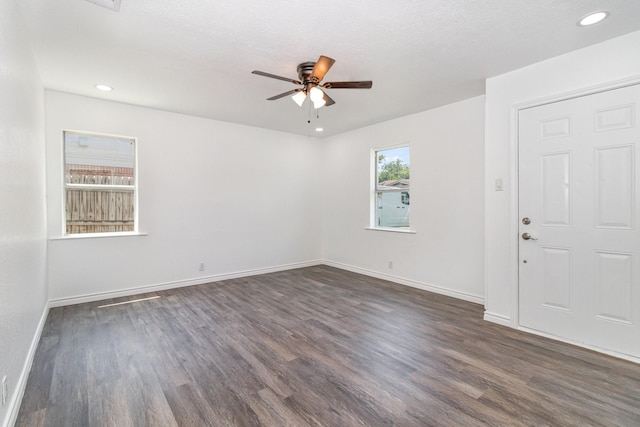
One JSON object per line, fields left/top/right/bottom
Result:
{"left": 518, "top": 84, "right": 640, "bottom": 358}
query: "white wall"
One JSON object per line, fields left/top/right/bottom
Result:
{"left": 45, "top": 91, "right": 323, "bottom": 303}
{"left": 322, "top": 96, "right": 485, "bottom": 303}
{"left": 0, "top": 2, "right": 47, "bottom": 427}
{"left": 485, "top": 30, "right": 640, "bottom": 326}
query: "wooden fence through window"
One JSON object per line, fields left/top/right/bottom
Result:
{"left": 65, "top": 165, "right": 135, "bottom": 234}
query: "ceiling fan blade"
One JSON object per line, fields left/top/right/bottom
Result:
{"left": 322, "top": 81, "right": 373, "bottom": 89}
{"left": 310, "top": 55, "right": 335, "bottom": 82}
{"left": 322, "top": 91, "right": 335, "bottom": 107}
{"left": 266, "top": 89, "right": 300, "bottom": 101}
{"left": 252, "top": 70, "right": 301, "bottom": 85}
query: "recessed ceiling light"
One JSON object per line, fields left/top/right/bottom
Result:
{"left": 315, "top": 127, "right": 324, "bottom": 132}
{"left": 578, "top": 11, "right": 608, "bottom": 26}
{"left": 95, "top": 84, "right": 113, "bottom": 92}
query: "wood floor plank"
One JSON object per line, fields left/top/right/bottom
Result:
{"left": 15, "top": 265, "right": 640, "bottom": 426}
{"left": 255, "top": 388, "right": 312, "bottom": 427}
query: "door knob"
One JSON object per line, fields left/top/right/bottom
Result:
{"left": 522, "top": 232, "right": 538, "bottom": 241}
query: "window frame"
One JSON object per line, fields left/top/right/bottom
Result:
{"left": 368, "top": 144, "right": 415, "bottom": 233}
{"left": 62, "top": 129, "right": 139, "bottom": 237}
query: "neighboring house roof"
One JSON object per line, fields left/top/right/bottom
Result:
{"left": 379, "top": 179, "right": 410, "bottom": 188}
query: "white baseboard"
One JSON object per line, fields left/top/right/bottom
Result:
{"left": 5, "top": 303, "right": 50, "bottom": 427}
{"left": 484, "top": 312, "right": 640, "bottom": 364}
{"left": 517, "top": 326, "right": 640, "bottom": 365}
{"left": 49, "top": 259, "right": 483, "bottom": 308}
{"left": 49, "top": 259, "right": 323, "bottom": 307}
{"left": 483, "top": 311, "right": 512, "bottom": 327}
{"left": 323, "top": 260, "right": 485, "bottom": 305}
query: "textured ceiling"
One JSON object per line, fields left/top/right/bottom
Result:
{"left": 17, "top": 0, "right": 640, "bottom": 137}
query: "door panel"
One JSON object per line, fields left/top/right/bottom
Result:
{"left": 519, "top": 84, "right": 640, "bottom": 358}
{"left": 541, "top": 247, "right": 572, "bottom": 311}
{"left": 541, "top": 152, "right": 571, "bottom": 226}
{"left": 595, "top": 145, "right": 634, "bottom": 229}
{"left": 595, "top": 251, "right": 633, "bottom": 323}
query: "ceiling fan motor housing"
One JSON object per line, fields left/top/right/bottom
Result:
{"left": 297, "top": 62, "right": 318, "bottom": 87}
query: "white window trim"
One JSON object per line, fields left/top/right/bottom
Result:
{"left": 65, "top": 183, "right": 135, "bottom": 191}
{"left": 368, "top": 144, "right": 415, "bottom": 233}
{"left": 63, "top": 129, "right": 139, "bottom": 237}
{"left": 50, "top": 231, "right": 148, "bottom": 241}
{"left": 364, "top": 226, "right": 416, "bottom": 234}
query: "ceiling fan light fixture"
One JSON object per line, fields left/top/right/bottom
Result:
{"left": 309, "top": 86, "right": 324, "bottom": 102}
{"left": 309, "top": 86, "right": 326, "bottom": 109}
{"left": 313, "top": 98, "right": 326, "bottom": 109}
{"left": 291, "top": 91, "right": 306, "bottom": 107}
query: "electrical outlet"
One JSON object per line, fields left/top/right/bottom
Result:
{"left": 388, "top": 261, "right": 393, "bottom": 269}
{"left": 199, "top": 262, "right": 205, "bottom": 271}
{"left": 2, "top": 375, "right": 7, "bottom": 406}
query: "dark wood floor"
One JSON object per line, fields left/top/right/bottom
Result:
{"left": 16, "top": 266, "right": 640, "bottom": 426}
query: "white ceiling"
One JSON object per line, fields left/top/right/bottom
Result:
{"left": 17, "top": 0, "right": 640, "bottom": 138}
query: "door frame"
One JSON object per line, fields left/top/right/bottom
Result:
{"left": 506, "top": 75, "right": 640, "bottom": 359}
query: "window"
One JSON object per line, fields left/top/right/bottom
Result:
{"left": 373, "top": 146, "right": 410, "bottom": 228}
{"left": 63, "top": 131, "right": 137, "bottom": 234}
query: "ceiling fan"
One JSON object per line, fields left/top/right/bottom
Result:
{"left": 252, "top": 55, "right": 372, "bottom": 109}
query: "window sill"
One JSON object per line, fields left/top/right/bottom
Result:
{"left": 365, "top": 227, "right": 416, "bottom": 234}
{"left": 49, "top": 231, "right": 148, "bottom": 241}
